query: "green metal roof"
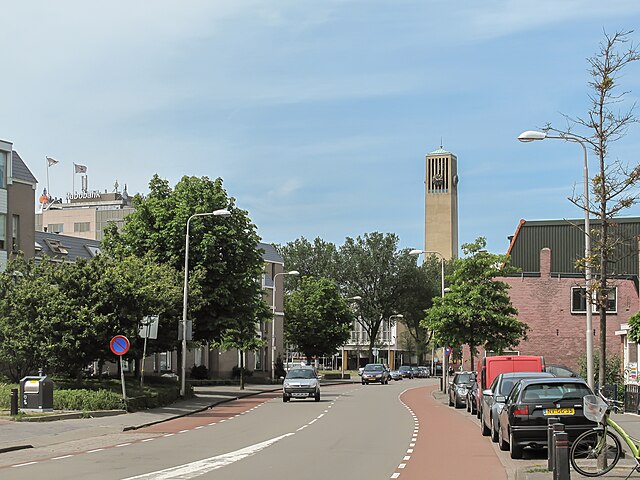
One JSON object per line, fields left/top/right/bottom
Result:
{"left": 507, "top": 217, "right": 640, "bottom": 278}
{"left": 428, "top": 147, "right": 452, "bottom": 155}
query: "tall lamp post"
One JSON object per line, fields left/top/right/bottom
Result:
{"left": 271, "top": 270, "right": 300, "bottom": 381}
{"left": 388, "top": 314, "right": 403, "bottom": 370}
{"left": 409, "top": 249, "right": 446, "bottom": 391}
{"left": 518, "top": 130, "right": 594, "bottom": 390}
{"left": 345, "top": 296, "right": 362, "bottom": 379}
{"left": 181, "top": 209, "right": 231, "bottom": 398}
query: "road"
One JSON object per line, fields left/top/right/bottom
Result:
{"left": 0, "top": 379, "right": 508, "bottom": 479}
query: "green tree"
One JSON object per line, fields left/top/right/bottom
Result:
{"left": 423, "top": 238, "right": 528, "bottom": 368}
{"left": 276, "top": 237, "right": 339, "bottom": 290}
{"left": 284, "top": 277, "right": 354, "bottom": 363}
{"left": 336, "top": 232, "right": 416, "bottom": 362}
{"left": 545, "top": 31, "right": 640, "bottom": 387}
{"left": 103, "top": 175, "right": 266, "bottom": 344}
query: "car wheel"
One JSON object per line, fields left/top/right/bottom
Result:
{"left": 481, "top": 417, "right": 491, "bottom": 436}
{"left": 509, "top": 433, "right": 523, "bottom": 459}
{"left": 315, "top": 391, "right": 320, "bottom": 402}
{"left": 498, "top": 425, "right": 509, "bottom": 451}
{"left": 466, "top": 399, "right": 471, "bottom": 412}
{"left": 362, "top": 381, "right": 365, "bottom": 385}
{"left": 491, "top": 420, "right": 499, "bottom": 443}
{"left": 448, "top": 394, "right": 454, "bottom": 407}
{"left": 283, "top": 394, "right": 289, "bottom": 403}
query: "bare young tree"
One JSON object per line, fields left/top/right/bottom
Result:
{"left": 547, "top": 30, "right": 640, "bottom": 387}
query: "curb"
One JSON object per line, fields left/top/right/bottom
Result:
{"left": 14, "top": 410, "right": 126, "bottom": 423}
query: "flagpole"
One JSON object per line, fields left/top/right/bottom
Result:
{"left": 46, "top": 157, "right": 50, "bottom": 196}
{"left": 72, "top": 163, "right": 75, "bottom": 194}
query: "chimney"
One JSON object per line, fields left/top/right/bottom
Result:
{"left": 540, "top": 248, "right": 551, "bottom": 278}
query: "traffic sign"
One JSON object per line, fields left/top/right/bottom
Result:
{"left": 110, "top": 335, "right": 130, "bottom": 356}
{"left": 444, "top": 346, "right": 452, "bottom": 356}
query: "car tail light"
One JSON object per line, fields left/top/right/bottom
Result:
{"left": 513, "top": 405, "right": 529, "bottom": 416}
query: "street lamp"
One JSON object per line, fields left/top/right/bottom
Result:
{"left": 518, "top": 130, "right": 594, "bottom": 390}
{"left": 181, "top": 208, "right": 231, "bottom": 397}
{"left": 344, "top": 296, "right": 362, "bottom": 379}
{"left": 388, "top": 314, "right": 403, "bottom": 370}
{"left": 409, "top": 249, "right": 446, "bottom": 391}
{"left": 271, "top": 270, "right": 300, "bottom": 381}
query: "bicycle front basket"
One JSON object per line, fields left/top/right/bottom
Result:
{"left": 583, "top": 395, "right": 608, "bottom": 423}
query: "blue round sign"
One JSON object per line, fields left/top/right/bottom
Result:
{"left": 110, "top": 335, "right": 130, "bottom": 356}
{"left": 444, "top": 346, "right": 452, "bottom": 356}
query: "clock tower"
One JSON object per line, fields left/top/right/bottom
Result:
{"left": 424, "top": 147, "right": 458, "bottom": 259}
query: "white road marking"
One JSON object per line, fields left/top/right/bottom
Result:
{"left": 163, "top": 434, "right": 174, "bottom": 438}
{"left": 398, "top": 463, "right": 406, "bottom": 469}
{"left": 142, "top": 439, "right": 154, "bottom": 443}
{"left": 407, "top": 449, "right": 413, "bottom": 453}
{"left": 87, "top": 448, "right": 105, "bottom": 453}
{"left": 121, "top": 433, "right": 295, "bottom": 480}
{"left": 403, "top": 456, "right": 411, "bottom": 460}
{"left": 297, "top": 425, "right": 308, "bottom": 431}
{"left": 116, "top": 443, "right": 132, "bottom": 447}
{"left": 178, "top": 430, "right": 189, "bottom": 434}
{"left": 391, "top": 473, "right": 401, "bottom": 478}
{"left": 12, "top": 461, "right": 38, "bottom": 468}
{"left": 195, "top": 426, "right": 204, "bottom": 430}
{"left": 52, "top": 455, "right": 73, "bottom": 460}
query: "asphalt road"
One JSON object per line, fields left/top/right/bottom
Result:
{"left": 1, "top": 381, "right": 427, "bottom": 480}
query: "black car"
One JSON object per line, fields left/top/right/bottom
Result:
{"left": 398, "top": 365, "right": 413, "bottom": 379}
{"left": 481, "top": 372, "right": 554, "bottom": 442}
{"left": 465, "top": 374, "right": 478, "bottom": 415}
{"left": 361, "top": 363, "right": 390, "bottom": 384}
{"left": 448, "top": 371, "right": 475, "bottom": 408}
{"left": 498, "top": 377, "right": 595, "bottom": 459}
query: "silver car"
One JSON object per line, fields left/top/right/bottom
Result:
{"left": 282, "top": 366, "right": 321, "bottom": 402}
{"left": 480, "top": 371, "right": 553, "bottom": 441}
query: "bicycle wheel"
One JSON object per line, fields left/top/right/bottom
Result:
{"left": 570, "top": 429, "right": 621, "bottom": 477}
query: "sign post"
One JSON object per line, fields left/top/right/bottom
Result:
{"left": 110, "top": 335, "right": 130, "bottom": 404}
{"left": 138, "top": 316, "right": 159, "bottom": 389}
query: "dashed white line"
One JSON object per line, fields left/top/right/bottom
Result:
{"left": 391, "top": 473, "right": 401, "bottom": 479}
{"left": 12, "top": 461, "right": 38, "bottom": 468}
{"left": 403, "top": 456, "right": 411, "bottom": 460}
{"left": 142, "top": 438, "right": 154, "bottom": 443}
{"left": 398, "top": 463, "right": 407, "bottom": 469}
{"left": 407, "top": 449, "right": 414, "bottom": 453}
{"left": 116, "top": 443, "right": 132, "bottom": 447}
{"left": 52, "top": 455, "right": 73, "bottom": 460}
{"left": 163, "top": 434, "right": 175, "bottom": 438}
{"left": 87, "top": 448, "right": 105, "bottom": 453}
{"left": 195, "top": 426, "right": 204, "bottom": 430}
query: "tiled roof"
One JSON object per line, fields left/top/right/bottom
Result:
{"left": 11, "top": 151, "right": 37, "bottom": 184}
{"left": 35, "top": 231, "right": 101, "bottom": 263}
{"left": 259, "top": 242, "right": 283, "bottom": 264}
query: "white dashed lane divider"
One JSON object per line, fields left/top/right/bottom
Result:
{"left": 390, "top": 389, "right": 420, "bottom": 479}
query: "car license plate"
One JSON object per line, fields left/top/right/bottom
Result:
{"left": 544, "top": 408, "right": 575, "bottom": 415}
{"left": 292, "top": 393, "right": 308, "bottom": 397}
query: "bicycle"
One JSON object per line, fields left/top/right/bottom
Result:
{"left": 569, "top": 390, "right": 639, "bottom": 477}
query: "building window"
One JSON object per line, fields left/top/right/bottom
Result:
{"left": 571, "top": 287, "right": 617, "bottom": 314}
{"left": 12, "top": 215, "right": 19, "bottom": 252}
{"left": 48, "top": 223, "right": 64, "bottom": 233}
{"left": 0, "top": 152, "right": 6, "bottom": 189}
{"left": 74, "top": 222, "right": 90, "bottom": 233}
{"left": 157, "top": 352, "right": 172, "bottom": 371}
{"left": 0, "top": 214, "right": 6, "bottom": 250}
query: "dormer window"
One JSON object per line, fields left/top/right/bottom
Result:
{"left": 44, "top": 238, "right": 69, "bottom": 255}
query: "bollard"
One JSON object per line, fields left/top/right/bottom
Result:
{"left": 554, "top": 431, "right": 571, "bottom": 480}
{"left": 547, "top": 417, "right": 560, "bottom": 471}
{"left": 10, "top": 388, "right": 18, "bottom": 416}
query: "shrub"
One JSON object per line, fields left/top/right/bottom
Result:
{"left": 53, "top": 389, "right": 124, "bottom": 411}
{"left": 231, "top": 366, "right": 253, "bottom": 379}
{"left": 190, "top": 365, "right": 209, "bottom": 380}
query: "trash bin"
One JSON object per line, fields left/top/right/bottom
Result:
{"left": 20, "top": 376, "right": 54, "bottom": 412}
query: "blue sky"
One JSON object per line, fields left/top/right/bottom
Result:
{"left": 2, "top": 1, "right": 640, "bottom": 254}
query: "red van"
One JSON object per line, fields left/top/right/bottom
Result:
{"left": 476, "top": 355, "right": 544, "bottom": 418}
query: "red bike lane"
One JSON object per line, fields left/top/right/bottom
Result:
{"left": 394, "top": 384, "right": 507, "bottom": 480}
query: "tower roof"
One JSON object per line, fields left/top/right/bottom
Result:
{"left": 428, "top": 147, "right": 452, "bottom": 155}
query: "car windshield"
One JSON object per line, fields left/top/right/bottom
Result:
{"left": 456, "top": 373, "right": 472, "bottom": 383}
{"left": 498, "top": 379, "right": 518, "bottom": 396}
{"left": 399, "top": 366, "right": 410, "bottom": 371}
{"left": 522, "top": 383, "right": 591, "bottom": 402}
{"left": 286, "top": 369, "right": 316, "bottom": 379}
{"left": 365, "top": 365, "right": 384, "bottom": 372}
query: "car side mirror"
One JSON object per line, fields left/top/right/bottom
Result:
{"left": 482, "top": 389, "right": 493, "bottom": 396}
{"left": 495, "top": 395, "right": 506, "bottom": 403}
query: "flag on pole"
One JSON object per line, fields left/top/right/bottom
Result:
{"left": 74, "top": 163, "right": 87, "bottom": 174}
{"left": 46, "top": 156, "right": 59, "bottom": 167}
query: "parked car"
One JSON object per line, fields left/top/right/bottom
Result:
{"left": 481, "top": 372, "right": 554, "bottom": 442}
{"left": 433, "top": 364, "right": 443, "bottom": 377}
{"left": 498, "top": 377, "right": 595, "bottom": 459}
{"left": 465, "top": 373, "right": 478, "bottom": 415}
{"left": 389, "top": 370, "right": 403, "bottom": 381}
{"left": 282, "top": 366, "right": 321, "bottom": 402}
{"left": 419, "top": 366, "right": 431, "bottom": 378}
{"left": 398, "top": 365, "right": 414, "bottom": 379}
{"left": 477, "top": 355, "right": 544, "bottom": 423}
{"left": 410, "top": 366, "right": 421, "bottom": 378}
{"left": 448, "top": 371, "right": 475, "bottom": 408}
{"left": 361, "top": 363, "right": 390, "bottom": 384}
